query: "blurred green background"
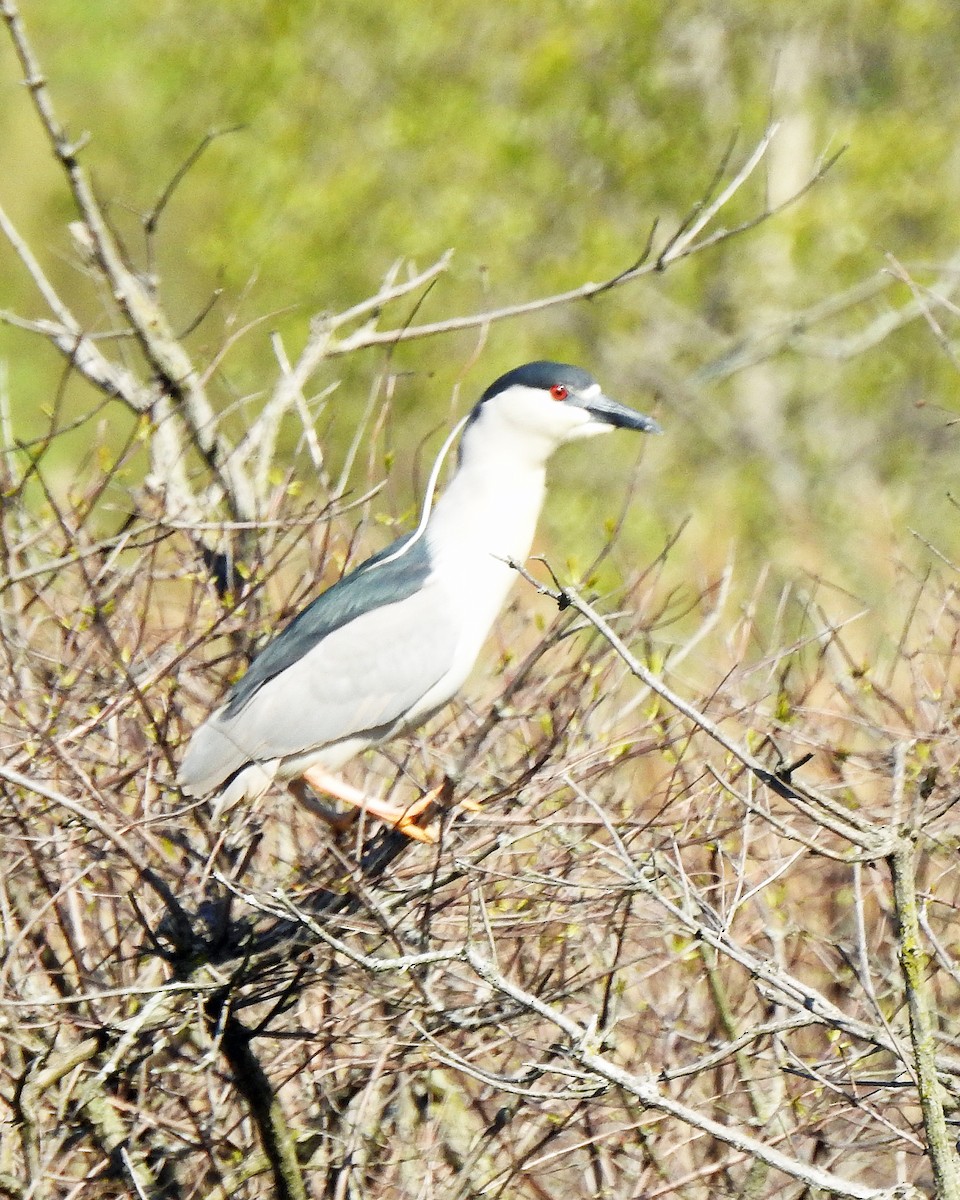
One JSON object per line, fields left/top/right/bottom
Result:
{"left": 3, "top": 0, "right": 960, "bottom": 622}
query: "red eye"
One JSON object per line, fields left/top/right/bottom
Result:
{"left": 550, "top": 383, "right": 568, "bottom": 401}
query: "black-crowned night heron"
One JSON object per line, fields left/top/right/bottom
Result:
{"left": 179, "top": 361, "right": 660, "bottom": 842}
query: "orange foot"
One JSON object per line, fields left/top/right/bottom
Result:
{"left": 294, "top": 768, "right": 439, "bottom": 843}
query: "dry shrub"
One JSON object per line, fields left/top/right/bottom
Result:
{"left": 2, "top": 10, "right": 956, "bottom": 1192}
{"left": 3, "top": 421, "right": 960, "bottom": 1200}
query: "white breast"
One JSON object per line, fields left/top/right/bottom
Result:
{"left": 413, "top": 440, "right": 548, "bottom": 715}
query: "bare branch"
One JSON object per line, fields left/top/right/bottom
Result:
{"left": 463, "top": 950, "right": 910, "bottom": 1200}
{"left": 522, "top": 572, "right": 887, "bottom": 854}
{"left": 889, "top": 836, "right": 960, "bottom": 1194}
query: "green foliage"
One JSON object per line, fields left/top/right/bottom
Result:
{"left": 4, "top": 0, "right": 960, "bottom": 612}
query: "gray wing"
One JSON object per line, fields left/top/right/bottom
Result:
{"left": 179, "top": 572, "right": 460, "bottom": 796}
{"left": 224, "top": 531, "right": 424, "bottom": 716}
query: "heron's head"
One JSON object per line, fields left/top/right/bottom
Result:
{"left": 461, "top": 361, "right": 660, "bottom": 465}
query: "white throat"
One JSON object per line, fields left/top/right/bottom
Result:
{"left": 422, "top": 412, "right": 552, "bottom": 675}
{"left": 427, "top": 416, "right": 551, "bottom": 567}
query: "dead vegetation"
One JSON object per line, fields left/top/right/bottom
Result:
{"left": 5, "top": 408, "right": 960, "bottom": 1199}
{"left": 5, "top": 4, "right": 960, "bottom": 1197}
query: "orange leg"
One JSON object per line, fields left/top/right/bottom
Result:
{"left": 294, "top": 767, "right": 439, "bottom": 844}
